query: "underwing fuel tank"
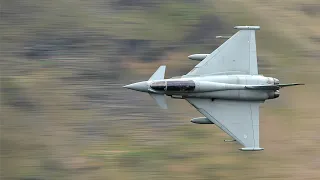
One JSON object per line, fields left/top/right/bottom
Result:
{"left": 191, "top": 117, "right": 213, "bottom": 124}
{"left": 188, "top": 54, "right": 209, "bottom": 61}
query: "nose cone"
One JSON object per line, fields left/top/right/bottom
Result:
{"left": 123, "top": 81, "right": 149, "bottom": 92}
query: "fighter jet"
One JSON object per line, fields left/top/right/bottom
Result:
{"left": 123, "top": 26, "right": 304, "bottom": 151}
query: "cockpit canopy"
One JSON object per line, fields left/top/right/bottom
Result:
{"left": 150, "top": 80, "right": 195, "bottom": 92}
{"left": 150, "top": 81, "right": 166, "bottom": 91}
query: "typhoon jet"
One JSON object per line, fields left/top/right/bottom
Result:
{"left": 123, "top": 26, "right": 303, "bottom": 151}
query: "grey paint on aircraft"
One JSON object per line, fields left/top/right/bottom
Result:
{"left": 123, "top": 26, "right": 304, "bottom": 151}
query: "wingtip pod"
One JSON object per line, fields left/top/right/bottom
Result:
{"left": 215, "top": 36, "right": 231, "bottom": 39}
{"left": 239, "top": 147, "right": 264, "bottom": 151}
{"left": 234, "top": 26, "right": 260, "bottom": 30}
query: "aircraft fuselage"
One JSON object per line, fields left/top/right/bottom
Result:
{"left": 125, "top": 75, "right": 280, "bottom": 101}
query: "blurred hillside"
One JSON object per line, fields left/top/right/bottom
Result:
{"left": 1, "top": 0, "right": 320, "bottom": 180}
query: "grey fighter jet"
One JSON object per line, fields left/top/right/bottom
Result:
{"left": 123, "top": 26, "right": 303, "bottom": 151}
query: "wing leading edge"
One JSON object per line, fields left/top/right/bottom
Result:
{"left": 186, "top": 98, "right": 264, "bottom": 151}
{"left": 185, "top": 26, "right": 259, "bottom": 76}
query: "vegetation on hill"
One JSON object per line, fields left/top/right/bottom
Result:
{"left": 1, "top": 0, "right": 319, "bottom": 179}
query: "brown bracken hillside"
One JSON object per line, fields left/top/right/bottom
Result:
{"left": 1, "top": 0, "right": 320, "bottom": 179}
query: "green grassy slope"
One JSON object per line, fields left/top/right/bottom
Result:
{"left": 1, "top": 0, "right": 320, "bottom": 179}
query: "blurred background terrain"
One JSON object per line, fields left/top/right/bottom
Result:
{"left": 1, "top": 0, "right": 320, "bottom": 179}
